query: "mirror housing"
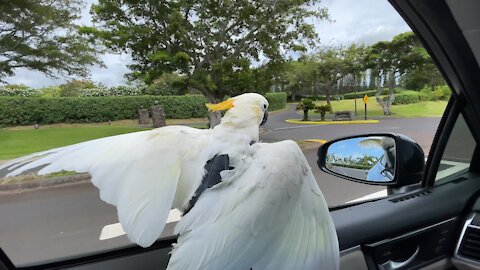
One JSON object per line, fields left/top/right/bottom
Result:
{"left": 317, "top": 133, "right": 425, "bottom": 187}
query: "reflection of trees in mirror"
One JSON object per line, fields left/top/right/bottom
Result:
{"left": 326, "top": 153, "right": 380, "bottom": 170}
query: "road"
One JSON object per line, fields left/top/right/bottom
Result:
{"left": 0, "top": 105, "right": 442, "bottom": 266}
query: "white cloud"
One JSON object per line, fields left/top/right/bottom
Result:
{"left": 5, "top": 0, "right": 411, "bottom": 88}
{"left": 315, "top": 0, "right": 411, "bottom": 45}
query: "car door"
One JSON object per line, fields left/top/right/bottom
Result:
{"left": 1, "top": 0, "right": 479, "bottom": 269}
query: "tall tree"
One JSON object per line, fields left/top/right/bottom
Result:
{"left": 0, "top": 0, "right": 101, "bottom": 81}
{"left": 343, "top": 44, "right": 367, "bottom": 115}
{"left": 366, "top": 32, "right": 427, "bottom": 115}
{"left": 81, "top": 0, "right": 329, "bottom": 126}
{"left": 310, "top": 46, "right": 349, "bottom": 110}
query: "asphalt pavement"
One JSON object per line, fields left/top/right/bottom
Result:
{"left": 0, "top": 104, "right": 442, "bottom": 266}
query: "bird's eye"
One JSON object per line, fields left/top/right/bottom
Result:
{"left": 263, "top": 104, "right": 267, "bottom": 109}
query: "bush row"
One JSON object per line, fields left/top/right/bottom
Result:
{"left": 392, "top": 87, "right": 451, "bottom": 104}
{"left": 296, "top": 89, "right": 402, "bottom": 101}
{"left": 0, "top": 92, "right": 287, "bottom": 127}
{"left": 265, "top": 92, "right": 287, "bottom": 111}
{"left": 0, "top": 95, "right": 208, "bottom": 127}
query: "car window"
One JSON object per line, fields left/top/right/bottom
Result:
{"left": 0, "top": 0, "right": 452, "bottom": 267}
{"left": 435, "top": 114, "right": 476, "bottom": 184}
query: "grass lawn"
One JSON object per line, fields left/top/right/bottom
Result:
{"left": 311, "top": 99, "right": 448, "bottom": 118}
{"left": 0, "top": 126, "right": 151, "bottom": 160}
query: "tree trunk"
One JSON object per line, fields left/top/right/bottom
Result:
{"left": 353, "top": 74, "right": 357, "bottom": 116}
{"left": 206, "top": 95, "right": 223, "bottom": 128}
{"left": 375, "top": 72, "right": 396, "bottom": 115}
{"left": 209, "top": 111, "right": 222, "bottom": 128}
{"left": 303, "top": 110, "right": 309, "bottom": 121}
{"left": 320, "top": 111, "right": 326, "bottom": 121}
{"left": 325, "top": 85, "right": 332, "bottom": 113}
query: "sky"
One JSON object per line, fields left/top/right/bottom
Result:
{"left": 5, "top": 0, "right": 411, "bottom": 88}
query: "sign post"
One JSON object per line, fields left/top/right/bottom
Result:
{"left": 363, "top": 95, "right": 369, "bottom": 120}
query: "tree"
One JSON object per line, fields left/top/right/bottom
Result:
{"left": 81, "top": 0, "right": 329, "bottom": 126}
{"left": 143, "top": 73, "right": 188, "bottom": 96}
{"left": 310, "top": 46, "right": 349, "bottom": 110}
{"left": 59, "top": 79, "right": 97, "bottom": 97}
{"left": 401, "top": 60, "right": 444, "bottom": 90}
{"left": 0, "top": 0, "right": 101, "bottom": 81}
{"left": 315, "top": 104, "right": 331, "bottom": 121}
{"left": 366, "top": 32, "right": 428, "bottom": 115}
{"left": 284, "top": 60, "right": 317, "bottom": 101}
{"left": 343, "top": 44, "right": 367, "bottom": 115}
{"left": 296, "top": 98, "right": 316, "bottom": 121}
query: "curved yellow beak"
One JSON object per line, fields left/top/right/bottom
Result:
{"left": 205, "top": 99, "right": 234, "bottom": 112}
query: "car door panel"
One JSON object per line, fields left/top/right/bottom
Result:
{"left": 333, "top": 174, "right": 480, "bottom": 251}
{"left": 340, "top": 247, "right": 368, "bottom": 270}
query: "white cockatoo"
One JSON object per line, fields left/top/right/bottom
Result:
{"left": 0, "top": 93, "right": 339, "bottom": 270}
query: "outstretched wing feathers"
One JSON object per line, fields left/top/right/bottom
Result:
{"left": 0, "top": 126, "right": 209, "bottom": 247}
{"left": 168, "top": 140, "right": 339, "bottom": 270}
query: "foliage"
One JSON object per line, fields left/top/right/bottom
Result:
{"left": 265, "top": 92, "right": 287, "bottom": 111}
{"left": 39, "top": 86, "right": 62, "bottom": 97}
{"left": 315, "top": 104, "right": 331, "bottom": 121}
{"left": 0, "top": 95, "right": 209, "bottom": 127}
{"left": 143, "top": 73, "right": 187, "bottom": 96}
{"left": 434, "top": 85, "right": 451, "bottom": 100}
{"left": 401, "top": 61, "right": 445, "bottom": 90}
{"left": 59, "top": 80, "right": 97, "bottom": 97}
{"left": 0, "top": 0, "right": 101, "bottom": 81}
{"left": 80, "top": 0, "right": 328, "bottom": 107}
{"left": 419, "top": 85, "right": 451, "bottom": 101}
{"left": 392, "top": 92, "right": 420, "bottom": 105}
{"left": 0, "top": 84, "right": 43, "bottom": 97}
{"left": 315, "top": 104, "right": 331, "bottom": 113}
{"left": 296, "top": 98, "right": 316, "bottom": 121}
{"left": 81, "top": 86, "right": 143, "bottom": 97}
{"left": 366, "top": 32, "right": 431, "bottom": 115}
{"left": 0, "top": 92, "right": 287, "bottom": 127}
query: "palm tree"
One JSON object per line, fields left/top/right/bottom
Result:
{"left": 296, "top": 98, "right": 316, "bottom": 121}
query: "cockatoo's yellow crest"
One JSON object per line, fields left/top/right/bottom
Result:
{"left": 205, "top": 99, "right": 234, "bottom": 111}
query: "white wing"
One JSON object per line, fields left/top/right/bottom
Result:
{"left": 0, "top": 126, "right": 211, "bottom": 248}
{"left": 168, "top": 140, "right": 339, "bottom": 270}
{"left": 358, "top": 137, "right": 383, "bottom": 148}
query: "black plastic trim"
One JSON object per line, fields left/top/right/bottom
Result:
{"left": 8, "top": 237, "right": 176, "bottom": 270}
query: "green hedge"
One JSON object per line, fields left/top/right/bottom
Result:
{"left": 0, "top": 92, "right": 287, "bottom": 127}
{"left": 265, "top": 92, "right": 287, "bottom": 111}
{"left": 298, "top": 89, "right": 402, "bottom": 101}
{"left": 0, "top": 95, "right": 209, "bottom": 127}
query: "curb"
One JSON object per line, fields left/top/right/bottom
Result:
{"left": 0, "top": 173, "right": 91, "bottom": 193}
{"left": 285, "top": 119, "right": 380, "bottom": 125}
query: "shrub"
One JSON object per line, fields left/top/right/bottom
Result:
{"left": 80, "top": 86, "right": 143, "bottom": 97}
{"left": 0, "top": 95, "right": 209, "bottom": 127}
{"left": 0, "top": 85, "right": 43, "bottom": 97}
{"left": 419, "top": 87, "right": 434, "bottom": 101}
{"left": 393, "top": 93, "right": 420, "bottom": 105}
{"left": 265, "top": 92, "right": 287, "bottom": 111}
{"left": 435, "top": 85, "right": 451, "bottom": 100}
{"left": 0, "top": 92, "right": 287, "bottom": 127}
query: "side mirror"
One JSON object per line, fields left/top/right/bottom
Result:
{"left": 317, "top": 133, "right": 425, "bottom": 187}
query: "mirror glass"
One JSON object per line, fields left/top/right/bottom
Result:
{"left": 325, "top": 136, "right": 396, "bottom": 183}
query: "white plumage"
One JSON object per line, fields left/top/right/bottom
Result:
{"left": 0, "top": 93, "right": 339, "bottom": 269}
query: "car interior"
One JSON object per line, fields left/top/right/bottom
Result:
{"left": 1, "top": 0, "right": 480, "bottom": 269}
